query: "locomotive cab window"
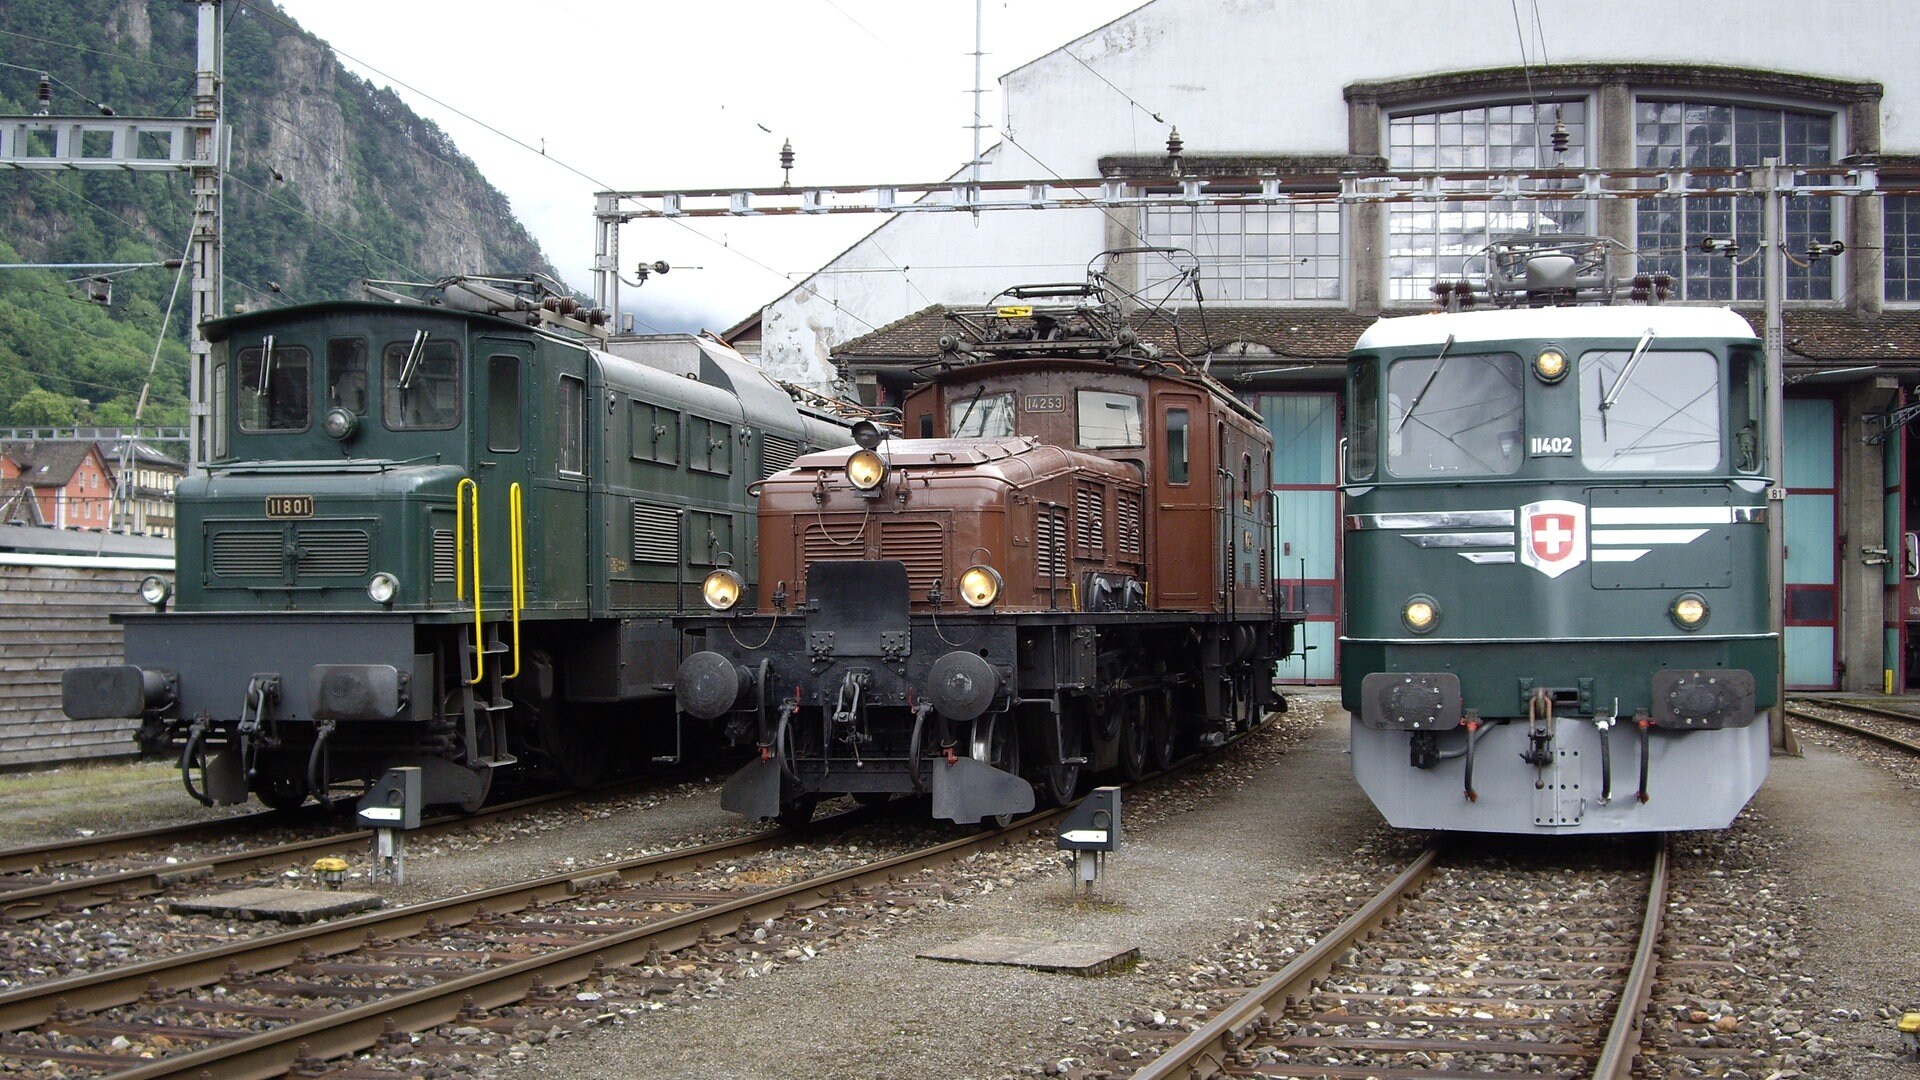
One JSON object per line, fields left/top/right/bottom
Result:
{"left": 1347, "top": 361, "right": 1378, "bottom": 481}
{"left": 327, "top": 338, "right": 368, "bottom": 414}
{"left": 949, "top": 391, "right": 1014, "bottom": 437}
{"left": 1165, "top": 407, "right": 1190, "bottom": 484}
{"left": 1386, "top": 351, "right": 1522, "bottom": 478}
{"left": 1729, "top": 348, "right": 1763, "bottom": 473}
{"left": 557, "top": 374, "right": 585, "bottom": 476}
{"left": 382, "top": 337, "right": 461, "bottom": 430}
{"left": 1078, "top": 390, "right": 1142, "bottom": 449}
{"left": 486, "top": 354, "right": 521, "bottom": 453}
{"left": 236, "top": 340, "right": 312, "bottom": 432}
{"left": 1578, "top": 348, "right": 1720, "bottom": 472}
{"left": 210, "top": 359, "right": 228, "bottom": 458}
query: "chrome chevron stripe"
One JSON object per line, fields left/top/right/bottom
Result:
{"left": 1406, "top": 531, "right": 1517, "bottom": 549}
{"left": 1347, "top": 510, "right": 1514, "bottom": 530}
{"left": 1592, "top": 528, "right": 1709, "bottom": 545}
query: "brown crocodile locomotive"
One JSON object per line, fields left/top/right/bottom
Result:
{"left": 674, "top": 252, "right": 1302, "bottom": 824}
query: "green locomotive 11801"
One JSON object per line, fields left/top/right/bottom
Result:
{"left": 61, "top": 276, "right": 858, "bottom": 811}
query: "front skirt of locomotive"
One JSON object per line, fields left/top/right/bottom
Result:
{"left": 1345, "top": 638, "right": 1773, "bottom": 834}
{"left": 677, "top": 562, "right": 1040, "bottom": 825}
{"left": 61, "top": 611, "right": 458, "bottom": 805}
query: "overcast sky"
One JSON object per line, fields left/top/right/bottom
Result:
{"left": 270, "top": 0, "right": 1146, "bottom": 334}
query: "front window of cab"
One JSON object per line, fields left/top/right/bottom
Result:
{"left": 1386, "top": 351, "right": 1523, "bottom": 477}
{"left": 382, "top": 338, "right": 462, "bottom": 430}
{"left": 948, "top": 391, "right": 1014, "bottom": 437}
{"left": 236, "top": 341, "right": 312, "bottom": 432}
{"left": 1577, "top": 349, "right": 1720, "bottom": 472}
{"left": 1077, "top": 390, "right": 1142, "bottom": 448}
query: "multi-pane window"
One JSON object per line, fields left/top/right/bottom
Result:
{"left": 1144, "top": 203, "right": 1341, "bottom": 301}
{"left": 1387, "top": 101, "right": 1589, "bottom": 301}
{"left": 1887, "top": 196, "right": 1920, "bottom": 302}
{"left": 1635, "top": 100, "right": 1837, "bottom": 301}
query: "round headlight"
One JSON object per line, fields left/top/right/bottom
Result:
{"left": 138, "top": 575, "right": 172, "bottom": 607}
{"left": 1533, "top": 348, "right": 1568, "bottom": 383}
{"left": 846, "top": 448, "right": 887, "bottom": 491}
{"left": 958, "top": 564, "right": 1003, "bottom": 608}
{"left": 321, "top": 407, "right": 358, "bottom": 440}
{"left": 1402, "top": 594, "right": 1439, "bottom": 633}
{"left": 368, "top": 572, "right": 400, "bottom": 605}
{"left": 1670, "top": 593, "right": 1708, "bottom": 630}
{"left": 702, "top": 569, "right": 744, "bottom": 611}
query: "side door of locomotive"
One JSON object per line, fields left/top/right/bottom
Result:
{"left": 474, "top": 335, "right": 588, "bottom": 610}
{"left": 1153, "top": 391, "right": 1211, "bottom": 607}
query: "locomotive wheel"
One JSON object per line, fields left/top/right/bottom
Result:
{"left": 1148, "top": 691, "right": 1179, "bottom": 771}
{"left": 254, "top": 768, "right": 309, "bottom": 812}
{"left": 1040, "top": 714, "right": 1083, "bottom": 806}
{"left": 977, "top": 714, "right": 1023, "bottom": 829}
{"left": 530, "top": 696, "right": 602, "bottom": 789}
{"left": 1117, "top": 694, "right": 1150, "bottom": 781}
{"left": 775, "top": 794, "right": 819, "bottom": 829}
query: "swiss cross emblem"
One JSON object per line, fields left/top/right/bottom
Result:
{"left": 1519, "top": 499, "right": 1586, "bottom": 578}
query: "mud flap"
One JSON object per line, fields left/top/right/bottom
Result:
{"left": 204, "top": 747, "right": 248, "bottom": 805}
{"left": 721, "top": 756, "right": 785, "bottom": 821}
{"left": 931, "top": 757, "right": 1035, "bottom": 824}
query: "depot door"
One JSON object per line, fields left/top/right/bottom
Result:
{"left": 1784, "top": 397, "right": 1839, "bottom": 690}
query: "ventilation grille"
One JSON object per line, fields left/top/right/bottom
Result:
{"left": 210, "top": 531, "right": 282, "bottom": 577}
{"left": 433, "top": 530, "right": 455, "bottom": 583}
{"left": 1035, "top": 507, "right": 1068, "bottom": 583}
{"left": 802, "top": 519, "right": 868, "bottom": 566}
{"left": 632, "top": 502, "right": 681, "bottom": 564}
{"left": 295, "top": 530, "right": 371, "bottom": 577}
{"left": 1117, "top": 492, "right": 1142, "bottom": 559}
{"left": 1075, "top": 481, "right": 1105, "bottom": 553}
{"left": 761, "top": 433, "right": 801, "bottom": 477}
{"left": 880, "top": 520, "right": 944, "bottom": 597}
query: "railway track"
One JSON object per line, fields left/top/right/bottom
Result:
{"left": 0, "top": 714, "right": 1276, "bottom": 1079}
{"left": 1134, "top": 838, "right": 1668, "bottom": 1079}
{"left": 0, "top": 779, "right": 695, "bottom": 923}
{"left": 1785, "top": 697, "right": 1920, "bottom": 756}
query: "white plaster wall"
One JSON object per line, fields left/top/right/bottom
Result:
{"left": 757, "top": 0, "right": 1918, "bottom": 382}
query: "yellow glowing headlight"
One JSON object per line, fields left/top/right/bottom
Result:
{"left": 958, "top": 564, "right": 1003, "bottom": 608}
{"left": 845, "top": 448, "right": 887, "bottom": 491}
{"left": 1670, "top": 593, "right": 1708, "bottom": 629}
{"left": 1402, "top": 595, "right": 1439, "bottom": 633}
{"left": 702, "top": 569, "right": 744, "bottom": 611}
{"left": 1534, "top": 348, "right": 1568, "bottom": 383}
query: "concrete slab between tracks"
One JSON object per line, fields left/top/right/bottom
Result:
{"left": 167, "top": 886, "right": 383, "bottom": 923}
{"left": 917, "top": 933, "right": 1138, "bottom": 976}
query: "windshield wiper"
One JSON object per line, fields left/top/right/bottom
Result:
{"left": 1600, "top": 329, "right": 1657, "bottom": 413}
{"left": 953, "top": 385, "right": 986, "bottom": 436}
{"left": 397, "top": 329, "right": 428, "bottom": 390}
{"left": 1393, "top": 333, "right": 1455, "bottom": 436}
{"left": 259, "top": 334, "right": 276, "bottom": 397}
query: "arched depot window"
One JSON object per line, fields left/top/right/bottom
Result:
{"left": 1635, "top": 100, "right": 1837, "bottom": 301}
{"left": 1386, "top": 100, "right": 1589, "bottom": 302}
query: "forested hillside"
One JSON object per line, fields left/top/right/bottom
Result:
{"left": 0, "top": 0, "right": 558, "bottom": 428}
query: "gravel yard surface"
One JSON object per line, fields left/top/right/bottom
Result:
{"left": 2, "top": 697, "right": 1918, "bottom": 1079}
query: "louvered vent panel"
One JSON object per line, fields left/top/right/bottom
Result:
{"left": 632, "top": 502, "right": 680, "bottom": 564}
{"left": 1035, "top": 507, "right": 1068, "bottom": 583}
{"left": 433, "top": 530, "right": 455, "bottom": 583}
{"left": 761, "top": 433, "right": 801, "bottom": 477}
{"left": 1117, "top": 493, "right": 1142, "bottom": 558}
{"left": 296, "top": 530, "right": 371, "bottom": 577}
{"left": 803, "top": 520, "right": 867, "bottom": 566}
{"left": 210, "top": 531, "right": 282, "bottom": 577}
{"left": 880, "top": 521, "right": 944, "bottom": 597}
{"left": 1075, "top": 482, "right": 1105, "bottom": 553}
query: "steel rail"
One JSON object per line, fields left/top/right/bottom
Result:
{"left": 74, "top": 806, "right": 1070, "bottom": 1079}
{"left": 0, "top": 781, "right": 678, "bottom": 920}
{"left": 1795, "top": 697, "right": 1920, "bottom": 727}
{"left": 1784, "top": 704, "right": 1920, "bottom": 757}
{"left": 2, "top": 716, "right": 1272, "bottom": 1076}
{"left": 1593, "top": 836, "right": 1670, "bottom": 1080}
{"left": 1131, "top": 842, "right": 1441, "bottom": 1080}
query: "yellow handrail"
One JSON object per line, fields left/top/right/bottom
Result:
{"left": 508, "top": 482, "right": 525, "bottom": 680}
{"left": 456, "top": 477, "right": 484, "bottom": 685}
